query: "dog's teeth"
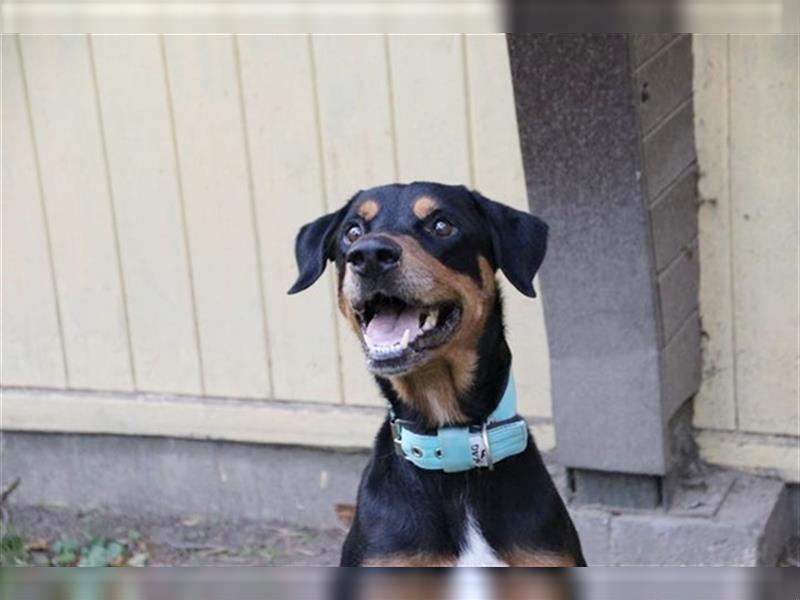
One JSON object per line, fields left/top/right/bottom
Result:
{"left": 399, "top": 329, "right": 410, "bottom": 350}
{"left": 423, "top": 310, "right": 438, "bottom": 331}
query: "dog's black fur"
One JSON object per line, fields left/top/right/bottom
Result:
{"left": 290, "top": 182, "right": 585, "bottom": 566}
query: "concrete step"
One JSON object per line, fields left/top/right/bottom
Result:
{"left": 567, "top": 469, "right": 793, "bottom": 566}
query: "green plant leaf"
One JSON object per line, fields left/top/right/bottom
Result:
{"left": 55, "top": 550, "right": 77, "bottom": 566}
{"left": 0, "top": 529, "right": 29, "bottom": 566}
{"left": 52, "top": 537, "right": 80, "bottom": 554}
{"left": 259, "top": 545, "right": 276, "bottom": 563}
{"left": 79, "top": 539, "right": 113, "bottom": 567}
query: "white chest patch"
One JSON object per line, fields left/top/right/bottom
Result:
{"left": 456, "top": 513, "right": 508, "bottom": 567}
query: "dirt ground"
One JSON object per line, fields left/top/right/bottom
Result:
{"left": 2, "top": 504, "right": 346, "bottom": 566}
{"left": 3, "top": 504, "right": 797, "bottom": 567}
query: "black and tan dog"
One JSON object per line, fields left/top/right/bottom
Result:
{"left": 290, "top": 182, "right": 585, "bottom": 567}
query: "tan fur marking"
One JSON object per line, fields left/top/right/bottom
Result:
{"left": 364, "top": 554, "right": 457, "bottom": 567}
{"left": 357, "top": 199, "right": 380, "bottom": 221}
{"left": 387, "top": 237, "right": 496, "bottom": 427}
{"left": 338, "top": 291, "right": 363, "bottom": 341}
{"left": 499, "top": 549, "right": 577, "bottom": 567}
{"left": 337, "top": 233, "right": 498, "bottom": 428}
{"left": 412, "top": 196, "right": 438, "bottom": 220}
{"left": 390, "top": 361, "right": 472, "bottom": 426}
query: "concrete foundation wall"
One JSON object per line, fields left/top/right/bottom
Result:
{"left": 3, "top": 431, "right": 793, "bottom": 565}
{"left": 1, "top": 431, "right": 368, "bottom": 529}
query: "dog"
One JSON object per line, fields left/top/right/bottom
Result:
{"left": 289, "top": 182, "right": 585, "bottom": 567}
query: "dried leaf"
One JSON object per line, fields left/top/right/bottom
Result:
{"left": 181, "top": 515, "right": 203, "bottom": 527}
{"left": 127, "top": 552, "right": 149, "bottom": 567}
{"left": 25, "top": 538, "right": 49, "bottom": 552}
{"left": 334, "top": 504, "right": 356, "bottom": 527}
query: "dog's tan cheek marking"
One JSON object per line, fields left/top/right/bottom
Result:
{"left": 357, "top": 199, "right": 380, "bottom": 221}
{"left": 387, "top": 237, "right": 467, "bottom": 425}
{"left": 364, "top": 554, "right": 457, "bottom": 567}
{"left": 499, "top": 549, "right": 577, "bottom": 567}
{"left": 338, "top": 271, "right": 364, "bottom": 339}
{"left": 442, "top": 347, "right": 478, "bottom": 398}
{"left": 340, "top": 268, "right": 357, "bottom": 311}
{"left": 448, "top": 257, "right": 495, "bottom": 344}
{"left": 432, "top": 256, "right": 496, "bottom": 398}
{"left": 412, "top": 196, "right": 438, "bottom": 220}
{"left": 338, "top": 294, "right": 362, "bottom": 339}
{"left": 386, "top": 238, "right": 497, "bottom": 427}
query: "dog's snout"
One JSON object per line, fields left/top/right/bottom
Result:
{"left": 347, "top": 237, "right": 402, "bottom": 279}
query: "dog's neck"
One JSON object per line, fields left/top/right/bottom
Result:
{"left": 377, "top": 296, "right": 511, "bottom": 430}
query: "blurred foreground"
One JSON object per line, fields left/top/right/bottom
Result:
{"left": 2, "top": 566, "right": 798, "bottom": 600}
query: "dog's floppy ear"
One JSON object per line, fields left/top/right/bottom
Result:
{"left": 288, "top": 204, "right": 349, "bottom": 295}
{"left": 472, "top": 191, "right": 548, "bottom": 298}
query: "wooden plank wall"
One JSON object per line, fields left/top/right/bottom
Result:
{"left": 693, "top": 34, "right": 799, "bottom": 481}
{"left": 4, "top": 34, "right": 797, "bottom": 479}
{"left": 2, "top": 35, "right": 552, "bottom": 430}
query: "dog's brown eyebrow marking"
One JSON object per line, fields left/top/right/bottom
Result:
{"left": 357, "top": 199, "right": 380, "bottom": 221}
{"left": 412, "top": 196, "right": 438, "bottom": 220}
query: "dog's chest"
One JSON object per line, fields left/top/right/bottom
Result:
{"left": 456, "top": 512, "right": 508, "bottom": 567}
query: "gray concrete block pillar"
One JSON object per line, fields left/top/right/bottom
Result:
{"left": 507, "top": 34, "right": 700, "bottom": 506}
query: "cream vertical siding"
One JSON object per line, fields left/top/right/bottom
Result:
{"left": 5, "top": 34, "right": 797, "bottom": 480}
{"left": 693, "top": 34, "right": 799, "bottom": 481}
{"left": 1, "top": 34, "right": 554, "bottom": 448}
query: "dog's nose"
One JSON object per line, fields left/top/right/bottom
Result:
{"left": 346, "top": 237, "right": 402, "bottom": 279}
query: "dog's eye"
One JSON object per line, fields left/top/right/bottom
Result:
{"left": 344, "top": 225, "right": 363, "bottom": 244}
{"left": 432, "top": 218, "right": 455, "bottom": 238}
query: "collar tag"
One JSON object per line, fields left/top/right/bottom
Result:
{"left": 468, "top": 428, "right": 491, "bottom": 468}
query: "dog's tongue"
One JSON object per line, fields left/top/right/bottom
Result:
{"left": 366, "top": 305, "right": 422, "bottom": 346}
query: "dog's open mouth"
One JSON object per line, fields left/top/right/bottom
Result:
{"left": 355, "top": 294, "right": 462, "bottom": 375}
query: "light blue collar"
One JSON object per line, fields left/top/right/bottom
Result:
{"left": 389, "top": 373, "right": 528, "bottom": 472}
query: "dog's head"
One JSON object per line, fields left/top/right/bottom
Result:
{"left": 289, "top": 182, "right": 547, "bottom": 380}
